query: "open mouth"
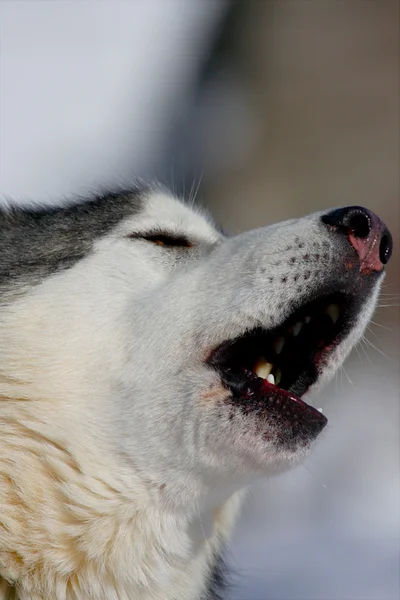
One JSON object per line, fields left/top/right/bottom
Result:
{"left": 208, "top": 292, "right": 355, "bottom": 433}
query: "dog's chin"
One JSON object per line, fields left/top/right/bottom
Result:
{"left": 218, "top": 395, "right": 324, "bottom": 477}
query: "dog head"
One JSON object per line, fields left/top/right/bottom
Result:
{"left": 0, "top": 187, "right": 392, "bottom": 511}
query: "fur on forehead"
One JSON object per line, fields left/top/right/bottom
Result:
{"left": 0, "top": 184, "right": 219, "bottom": 296}
{"left": 0, "top": 186, "right": 143, "bottom": 289}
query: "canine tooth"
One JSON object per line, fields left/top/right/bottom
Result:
{"left": 254, "top": 359, "right": 273, "bottom": 379}
{"left": 326, "top": 303, "right": 340, "bottom": 324}
{"left": 317, "top": 408, "right": 323, "bottom": 413}
{"left": 274, "top": 368, "right": 282, "bottom": 385}
{"left": 267, "top": 374, "right": 275, "bottom": 385}
{"left": 273, "top": 337, "right": 285, "bottom": 355}
{"left": 305, "top": 316, "right": 311, "bottom": 324}
{"left": 292, "top": 322, "right": 303, "bottom": 337}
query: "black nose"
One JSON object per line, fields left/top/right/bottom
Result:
{"left": 321, "top": 206, "right": 393, "bottom": 272}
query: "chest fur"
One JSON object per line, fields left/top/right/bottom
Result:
{"left": 0, "top": 417, "right": 242, "bottom": 600}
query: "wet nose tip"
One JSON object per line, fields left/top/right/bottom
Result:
{"left": 321, "top": 206, "right": 393, "bottom": 272}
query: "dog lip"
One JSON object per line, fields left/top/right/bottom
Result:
{"left": 258, "top": 379, "right": 327, "bottom": 427}
{"left": 221, "top": 370, "right": 328, "bottom": 433}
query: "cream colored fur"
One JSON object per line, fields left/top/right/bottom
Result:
{"left": 0, "top": 191, "right": 382, "bottom": 599}
{"left": 0, "top": 194, "right": 241, "bottom": 599}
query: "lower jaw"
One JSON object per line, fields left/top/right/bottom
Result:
{"left": 223, "top": 374, "right": 328, "bottom": 438}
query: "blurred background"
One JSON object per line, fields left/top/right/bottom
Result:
{"left": 0, "top": 1, "right": 399, "bottom": 599}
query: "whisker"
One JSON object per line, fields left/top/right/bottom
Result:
{"left": 188, "top": 175, "right": 197, "bottom": 206}
{"left": 366, "top": 325, "right": 381, "bottom": 341}
{"left": 358, "top": 339, "right": 374, "bottom": 367}
{"left": 379, "top": 289, "right": 400, "bottom": 296}
{"left": 342, "top": 364, "right": 355, "bottom": 387}
{"left": 334, "top": 370, "right": 338, "bottom": 394}
{"left": 379, "top": 295, "right": 400, "bottom": 299}
{"left": 377, "top": 303, "right": 400, "bottom": 308}
{"left": 354, "top": 344, "right": 365, "bottom": 366}
{"left": 300, "top": 461, "right": 329, "bottom": 491}
{"left": 369, "top": 320, "right": 392, "bottom": 331}
{"left": 193, "top": 165, "right": 205, "bottom": 205}
{"left": 338, "top": 364, "right": 347, "bottom": 391}
{"left": 170, "top": 160, "right": 176, "bottom": 196}
{"left": 361, "top": 335, "right": 394, "bottom": 362}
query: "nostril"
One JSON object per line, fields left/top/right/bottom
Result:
{"left": 321, "top": 206, "right": 372, "bottom": 238}
{"left": 379, "top": 231, "right": 393, "bottom": 265}
{"left": 347, "top": 212, "right": 371, "bottom": 239}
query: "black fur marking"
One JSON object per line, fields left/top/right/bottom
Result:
{"left": 202, "top": 554, "right": 229, "bottom": 600}
{"left": 0, "top": 186, "right": 145, "bottom": 295}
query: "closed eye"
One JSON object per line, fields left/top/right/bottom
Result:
{"left": 128, "top": 232, "right": 193, "bottom": 248}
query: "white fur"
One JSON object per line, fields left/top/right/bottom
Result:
{"left": 0, "top": 192, "right": 382, "bottom": 599}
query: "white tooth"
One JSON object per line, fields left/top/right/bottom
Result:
{"left": 274, "top": 368, "right": 282, "bottom": 385}
{"left": 317, "top": 408, "right": 323, "bottom": 413}
{"left": 267, "top": 374, "right": 275, "bottom": 385}
{"left": 254, "top": 359, "right": 273, "bottom": 379}
{"left": 326, "top": 303, "right": 340, "bottom": 324}
{"left": 305, "top": 316, "right": 311, "bottom": 324}
{"left": 273, "top": 337, "right": 285, "bottom": 355}
{"left": 292, "top": 322, "right": 303, "bottom": 337}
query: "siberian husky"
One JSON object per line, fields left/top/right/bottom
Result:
{"left": 0, "top": 185, "right": 393, "bottom": 599}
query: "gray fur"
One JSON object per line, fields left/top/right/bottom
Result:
{"left": 0, "top": 186, "right": 144, "bottom": 296}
